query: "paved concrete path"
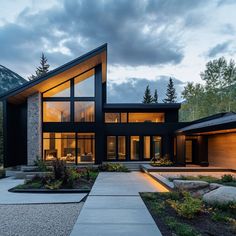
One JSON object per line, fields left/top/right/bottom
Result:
{"left": 0, "top": 177, "right": 86, "bottom": 204}
{"left": 71, "top": 172, "right": 167, "bottom": 236}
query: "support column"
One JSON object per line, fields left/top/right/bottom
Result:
{"left": 27, "top": 92, "right": 42, "bottom": 165}
{"left": 95, "top": 64, "right": 104, "bottom": 164}
{"left": 176, "top": 135, "right": 185, "bottom": 166}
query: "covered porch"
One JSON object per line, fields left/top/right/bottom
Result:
{"left": 175, "top": 112, "right": 236, "bottom": 170}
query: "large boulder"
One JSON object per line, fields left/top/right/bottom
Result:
{"left": 173, "top": 180, "right": 209, "bottom": 190}
{"left": 203, "top": 186, "right": 236, "bottom": 205}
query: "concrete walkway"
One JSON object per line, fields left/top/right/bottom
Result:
{"left": 0, "top": 177, "right": 86, "bottom": 204}
{"left": 70, "top": 172, "right": 167, "bottom": 236}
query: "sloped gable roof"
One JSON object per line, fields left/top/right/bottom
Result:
{"left": 0, "top": 43, "right": 107, "bottom": 104}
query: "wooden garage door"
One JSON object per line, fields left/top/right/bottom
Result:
{"left": 208, "top": 133, "right": 236, "bottom": 169}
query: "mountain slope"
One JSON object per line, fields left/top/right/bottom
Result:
{"left": 0, "top": 65, "right": 27, "bottom": 95}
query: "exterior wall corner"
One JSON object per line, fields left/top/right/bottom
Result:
{"left": 27, "top": 92, "right": 42, "bottom": 165}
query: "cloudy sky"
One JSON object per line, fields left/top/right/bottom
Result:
{"left": 0, "top": 0, "right": 236, "bottom": 102}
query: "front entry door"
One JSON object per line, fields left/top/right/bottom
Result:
{"left": 185, "top": 139, "right": 197, "bottom": 164}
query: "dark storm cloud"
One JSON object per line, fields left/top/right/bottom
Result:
{"left": 207, "top": 41, "right": 231, "bottom": 58}
{"left": 107, "top": 76, "right": 184, "bottom": 103}
{"left": 0, "top": 0, "right": 209, "bottom": 76}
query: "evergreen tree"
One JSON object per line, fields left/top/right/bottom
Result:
{"left": 152, "top": 89, "right": 158, "bottom": 103}
{"left": 28, "top": 53, "right": 50, "bottom": 80}
{"left": 163, "top": 77, "right": 177, "bottom": 103}
{"left": 142, "top": 85, "right": 152, "bottom": 103}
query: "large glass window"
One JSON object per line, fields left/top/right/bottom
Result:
{"left": 128, "top": 113, "right": 165, "bottom": 123}
{"left": 153, "top": 136, "right": 162, "bottom": 159}
{"left": 105, "top": 113, "right": 127, "bottom": 123}
{"left": 144, "top": 136, "right": 151, "bottom": 159}
{"left": 77, "top": 133, "right": 95, "bottom": 163}
{"left": 43, "top": 101, "right": 70, "bottom": 122}
{"left": 107, "top": 136, "right": 116, "bottom": 160}
{"left": 43, "top": 81, "right": 70, "bottom": 97}
{"left": 130, "top": 136, "right": 140, "bottom": 160}
{"left": 74, "top": 70, "right": 95, "bottom": 97}
{"left": 74, "top": 101, "right": 95, "bottom": 122}
{"left": 43, "top": 133, "right": 76, "bottom": 163}
{"left": 118, "top": 136, "right": 126, "bottom": 160}
{"left": 105, "top": 113, "right": 120, "bottom": 123}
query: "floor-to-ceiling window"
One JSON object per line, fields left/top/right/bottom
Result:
{"left": 43, "top": 133, "right": 76, "bottom": 163}
{"left": 107, "top": 136, "right": 126, "bottom": 161}
{"left": 153, "top": 136, "right": 162, "bottom": 159}
{"left": 144, "top": 136, "right": 151, "bottom": 159}
{"left": 43, "top": 132, "right": 95, "bottom": 164}
{"left": 118, "top": 136, "right": 126, "bottom": 160}
{"left": 107, "top": 136, "right": 116, "bottom": 160}
{"left": 106, "top": 135, "right": 162, "bottom": 161}
{"left": 130, "top": 136, "right": 140, "bottom": 160}
{"left": 77, "top": 133, "right": 95, "bottom": 163}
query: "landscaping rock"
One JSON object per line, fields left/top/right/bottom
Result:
{"left": 173, "top": 180, "right": 209, "bottom": 190}
{"left": 203, "top": 186, "right": 236, "bottom": 205}
{"left": 192, "top": 187, "right": 212, "bottom": 198}
{"left": 209, "top": 183, "right": 223, "bottom": 191}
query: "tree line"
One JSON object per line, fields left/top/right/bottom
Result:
{"left": 180, "top": 57, "right": 236, "bottom": 121}
{"left": 142, "top": 77, "right": 177, "bottom": 103}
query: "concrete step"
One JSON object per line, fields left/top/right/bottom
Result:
{"left": 103, "top": 162, "right": 150, "bottom": 171}
{"left": 141, "top": 164, "right": 236, "bottom": 173}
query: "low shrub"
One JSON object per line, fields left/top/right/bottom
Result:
{"left": 45, "top": 180, "right": 63, "bottom": 190}
{"left": 165, "top": 191, "right": 181, "bottom": 201}
{"left": 164, "top": 216, "right": 200, "bottom": 236}
{"left": 52, "top": 159, "right": 68, "bottom": 182}
{"left": 34, "top": 156, "right": 48, "bottom": 172}
{"left": 151, "top": 154, "right": 174, "bottom": 167}
{"left": 211, "top": 211, "right": 230, "bottom": 222}
{"left": 98, "top": 163, "right": 129, "bottom": 172}
{"left": 167, "top": 192, "right": 203, "bottom": 219}
{"left": 221, "top": 174, "right": 234, "bottom": 182}
{"left": 67, "top": 168, "right": 81, "bottom": 188}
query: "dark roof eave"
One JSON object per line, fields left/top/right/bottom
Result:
{"left": 176, "top": 115, "right": 236, "bottom": 134}
{"left": 0, "top": 43, "right": 107, "bottom": 100}
{"left": 104, "top": 103, "right": 181, "bottom": 111}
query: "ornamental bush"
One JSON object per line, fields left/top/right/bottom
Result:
{"left": 167, "top": 192, "right": 203, "bottom": 219}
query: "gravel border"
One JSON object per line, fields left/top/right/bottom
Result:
{"left": 0, "top": 203, "right": 83, "bottom": 236}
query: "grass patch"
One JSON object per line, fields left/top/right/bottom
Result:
{"left": 167, "top": 192, "right": 203, "bottom": 219}
{"left": 141, "top": 191, "right": 236, "bottom": 236}
{"left": 164, "top": 216, "right": 200, "bottom": 236}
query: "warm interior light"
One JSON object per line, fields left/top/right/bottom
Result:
{"left": 143, "top": 173, "right": 169, "bottom": 192}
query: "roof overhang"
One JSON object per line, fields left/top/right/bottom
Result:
{"left": 176, "top": 113, "right": 236, "bottom": 135}
{"left": 103, "top": 103, "right": 181, "bottom": 112}
{"left": 1, "top": 44, "right": 107, "bottom": 104}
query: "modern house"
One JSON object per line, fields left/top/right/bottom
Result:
{"left": 0, "top": 44, "right": 236, "bottom": 169}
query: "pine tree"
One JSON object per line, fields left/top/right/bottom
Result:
{"left": 28, "top": 53, "right": 50, "bottom": 80}
{"left": 142, "top": 85, "right": 153, "bottom": 103}
{"left": 163, "top": 77, "right": 177, "bottom": 103}
{"left": 153, "top": 89, "right": 158, "bottom": 103}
